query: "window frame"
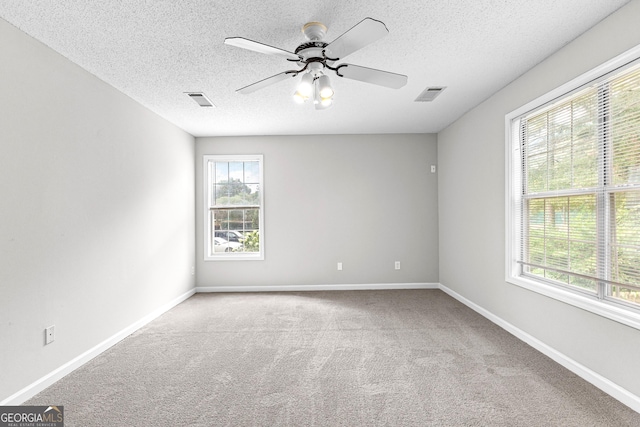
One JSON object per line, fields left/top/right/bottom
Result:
{"left": 505, "top": 44, "right": 640, "bottom": 331}
{"left": 203, "top": 154, "right": 264, "bottom": 261}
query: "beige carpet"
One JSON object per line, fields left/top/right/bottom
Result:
{"left": 27, "top": 290, "right": 640, "bottom": 426}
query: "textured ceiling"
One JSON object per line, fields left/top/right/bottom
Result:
{"left": 0, "top": 1, "right": 631, "bottom": 137}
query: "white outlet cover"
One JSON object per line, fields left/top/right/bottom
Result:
{"left": 45, "top": 325, "right": 55, "bottom": 344}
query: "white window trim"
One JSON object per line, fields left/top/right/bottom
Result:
{"left": 505, "top": 44, "right": 640, "bottom": 331}
{"left": 203, "top": 154, "right": 264, "bottom": 261}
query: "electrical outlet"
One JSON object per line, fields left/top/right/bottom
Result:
{"left": 45, "top": 325, "right": 55, "bottom": 345}
{"left": 337, "top": 262, "right": 343, "bottom": 271}
{"left": 395, "top": 261, "right": 401, "bottom": 270}
{"left": 191, "top": 266, "right": 195, "bottom": 276}
{"left": 431, "top": 165, "right": 436, "bottom": 173}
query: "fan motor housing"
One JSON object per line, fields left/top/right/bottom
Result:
{"left": 296, "top": 22, "right": 332, "bottom": 67}
{"left": 295, "top": 42, "right": 331, "bottom": 69}
{"left": 295, "top": 41, "right": 328, "bottom": 54}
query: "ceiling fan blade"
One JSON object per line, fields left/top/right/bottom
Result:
{"left": 337, "top": 64, "right": 408, "bottom": 89}
{"left": 224, "top": 37, "right": 301, "bottom": 61}
{"left": 324, "top": 18, "right": 389, "bottom": 61}
{"left": 236, "top": 71, "right": 296, "bottom": 94}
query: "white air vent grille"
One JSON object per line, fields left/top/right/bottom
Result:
{"left": 415, "top": 87, "right": 446, "bottom": 102}
{"left": 186, "top": 92, "right": 215, "bottom": 107}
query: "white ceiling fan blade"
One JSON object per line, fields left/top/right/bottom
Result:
{"left": 224, "top": 37, "right": 301, "bottom": 61}
{"left": 324, "top": 18, "right": 388, "bottom": 61}
{"left": 236, "top": 71, "right": 296, "bottom": 94}
{"left": 337, "top": 64, "right": 408, "bottom": 89}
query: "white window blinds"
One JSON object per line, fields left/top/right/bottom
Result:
{"left": 517, "top": 64, "right": 640, "bottom": 307}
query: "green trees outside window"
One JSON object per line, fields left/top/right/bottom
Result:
{"left": 521, "top": 65, "right": 640, "bottom": 306}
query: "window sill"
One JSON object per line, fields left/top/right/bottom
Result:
{"left": 204, "top": 254, "right": 264, "bottom": 261}
{"left": 507, "top": 274, "right": 640, "bottom": 332}
{"left": 205, "top": 253, "right": 264, "bottom": 261}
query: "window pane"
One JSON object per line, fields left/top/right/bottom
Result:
{"left": 610, "top": 191, "right": 640, "bottom": 289}
{"left": 547, "top": 272, "right": 570, "bottom": 284}
{"left": 548, "top": 105, "right": 572, "bottom": 192}
{"left": 527, "top": 153, "right": 547, "bottom": 193}
{"left": 527, "top": 199, "right": 545, "bottom": 238}
{"left": 569, "top": 276, "right": 597, "bottom": 292}
{"left": 549, "top": 146, "right": 571, "bottom": 190}
{"left": 546, "top": 238, "right": 569, "bottom": 271}
{"left": 610, "top": 285, "right": 640, "bottom": 305}
{"left": 244, "top": 208, "right": 260, "bottom": 232}
{"left": 245, "top": 184, "right": 260, "bottom": 204}
{"left": 228, "top": 209, "right": 245, "bottom": 231}
{"left": 570, "top": 242, "right": 596, "bottom": 278}
{"left": 206, "top": 155, "right": 263, "bottom": 260}
{"left": 229, "top": 162, "right": 244, "bottom": 182}
{"left": 569, "top": 195, "right": 597, "bottom": 241}
{"left": 609, "top": 66, "right": 640, "bottom": 186}
{"left": 240, "top": 230, "right": 260, "bottom": 253}
{"left": 525, "top": 113, "right": 548, "bottom": 193}
{"left": 525, "top": 199, "right": 545, "bottom": 267}
{"left": 545, "top": 198, "right": 568, "bottom": 241}
{"left": 213, "top": 208, "right": 260, "bottom": 234}
{"left": 244, "top": 161, "right": 260, "bottom": 184}
{"left": 513, "top": 56, "right": 640, "bottom": 316}
{"left": 215, "top": 182, "right": 251, "bottom": 206}
{"left": 527, "top": 237, "right": 545, "bottom": 265}
{"left": 215, "top": 162, "right": 228, "bottom": 183}
{"left": 572, "top": 93, "right": 598, "bottom": 188}
{"left": 524, "top": 89, "right": 598, "bottom": 193}
{"left": 568, "top": 195, "right": 598, "bottom": 279}
{"left": 213, "top": 209, "right": 229, "bottom": 230}
{"left": 525, "top": 195, "right": 598, "bottom": 293}
{"left": 572, "top": 138, "right": 598, "bottom": 188}
{"left": 214, "top": 184, "right": 230, "bottom": 204}
{"left": 526, "top": 114, "right": 548, "bottom": 155}
{"left": 212, "top": 162, "right": 261, "bottom": 207}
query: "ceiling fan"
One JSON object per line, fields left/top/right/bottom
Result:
{"left": 224, "top": 18, "right": 408, "bottom": 109}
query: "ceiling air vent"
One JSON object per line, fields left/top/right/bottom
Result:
{"left": 415, "top": 87, "right": 446, "bottom": 102}
{"left": 186, "top": 92, "right": 215, "bottom": 107}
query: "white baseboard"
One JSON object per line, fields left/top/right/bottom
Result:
{"left": 438, "top": 284, "right": 640, "bottom": 414}
{"left": 4, "top": 284, "right": 432, "bottom": 404}
{"left": 5, "top": 283, "right": 638, "bottom": 414}
{"left": 195, "top": 283, "right": 439, "bottom": 293}
{"left": 1, "top": 288, "right": 196, "bottom": 406}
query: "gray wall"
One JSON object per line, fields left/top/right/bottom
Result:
{"left": 196, "top": 134, "right": 438, "bottom": 288}
{"left": 0, "top": 19, "right": 196, "bottom": 401}
{"left": 438, "top": 0, "right": 640, "bottom": 398}
{"left": 4, "top": 0, "right": 638, "bottom": 406}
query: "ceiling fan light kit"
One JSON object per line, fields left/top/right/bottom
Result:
{"left": 297, "top": 72, "right": 314, "bottom": 97}
{"left": 292, "top": 64, "right": 335, "bottom": 107}
{"left": 224, "top": 18, "right": 408, "bottom": 109}
{"left": 317, "top": 75, "right": 334, "bottom": 99}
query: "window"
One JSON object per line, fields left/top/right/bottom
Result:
{"left": 506, "top": 47, "right": 640, "bottom": 329}
{"left": 204, "top": 155, "right": 264, "bottom": 260}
